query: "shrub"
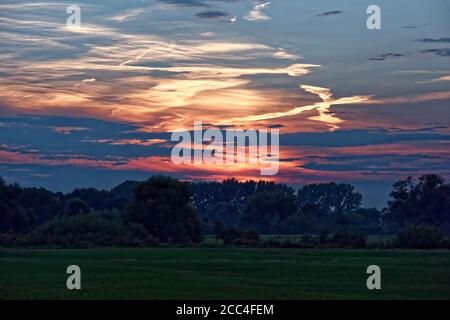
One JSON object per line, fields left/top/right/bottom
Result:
{"left": 220, "top": 228, "right": 260, "bottom": 246}
{"left": 331, "top": 230, "right": 367, "bottom": 248}
{"left": 394, "top": 224, "right": 445, "bottom": 249}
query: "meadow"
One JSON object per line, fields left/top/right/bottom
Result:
{"left": 0, "top": 248, "right": 449, "bottom": 299}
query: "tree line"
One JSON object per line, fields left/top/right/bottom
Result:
{"left": 0, "top": 174, "right": 449, "bottom": 248}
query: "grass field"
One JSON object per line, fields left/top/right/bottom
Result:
{"left": 0, "top": 248, "right": 449, "bottom": 299}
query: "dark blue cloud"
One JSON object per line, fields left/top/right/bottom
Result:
{"left": 317, "top": 10, "right": 343, "bottom": 17}
{"left": 157, "top": 0, "right": 208, "bottom": 7}
{"left": 369, "top": 53, "right": 405, "bottom": 61}
{"left": 280, "top": 129, "right": 450, "bottom": 147}
{"left": 195, "top": 10, "right": 229, "bottom": 19}
{"left": 301, "top": 154, "right": 450, "bottom": 174}
{"left": 157, "top": 0, "right": 242, "bottom": 7}
{"left": 416, "top": 37, "right": 450, "bottom": 43}
{"left": 0, "top": 116, "right": 171, "bottom": 159}
{"left": 421, "top": 48, "right": 450, "bottom": 57}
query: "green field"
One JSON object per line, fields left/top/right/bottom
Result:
{"left": 0, "top": 248, "right": 449, "bottom": 299}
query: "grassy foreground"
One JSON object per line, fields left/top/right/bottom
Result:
{"left": 0, "top": 248, "right": 449, "bottom": 299}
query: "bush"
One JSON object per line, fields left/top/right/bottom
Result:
{"left": 331, "top": 230, "right": 367, "bottom": 248}
{"left": 0, "top": 211, "right": 159, "bottom": 248}
{"left": 394, "top": 224, "right": 446, "bottom": 249}
{"left": 220, "top": 228, "right": 260, "bottom": 246}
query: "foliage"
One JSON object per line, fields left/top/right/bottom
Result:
{"left": 0, "top": 178, "right": 35, "bottom": 232}
{"left": 394, "top": 224, "right": 448, "bottom": 249}
{"left": 241, "top": 191, "right": 298, "bottom": 232}
{"left": 216, "top": 227, "right": 260, "bottom": 246}
{"left": 297, "top": 182, "right": 362, "bottom": 216}
{"left": 386, "top": 175, "right": 450, "bottom": 230}
{"left": 124, "top": 176, "right": 202, "bottom": 244}
{"left": 1, "top": 174, "right": 449, "bottom": 249}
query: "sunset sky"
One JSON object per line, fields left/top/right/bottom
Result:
{"left": 0, "top": 0, "right": 449, "bottom": 206}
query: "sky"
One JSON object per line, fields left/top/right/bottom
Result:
{"left": 0, "top": 0, "right": 449, "bottom": 207}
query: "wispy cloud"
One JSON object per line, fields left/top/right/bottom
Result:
{"left": 51, "top": 126, "right": 90, "bottom": 135}
{"left": 421, "top": 48, "right": 450, "bottom": 57}
{"left": 244, "top": 2, "right": 271, "bottom": 22}
{"left": 416, "top": 37, "right": 450, "bottom": 43}
{"left": 195, "top": 10, "right": 229, "bottom": 19}
{"left": 273, "top": 49, "right": 300, "bottom": 60}
{"left": 416, "top": 75, "right": 450, "bottom": 84}
{"left": 221, "top": 85, "right": 371, "bottom": 131}
{"left": 369, "top": 53, "right": 405, "bottom": 61}
{"left": 111, "top": 8, "right": 147, "bottom": 22}
{"left": 317, "top": 10, "right": 343, "bottom": 17}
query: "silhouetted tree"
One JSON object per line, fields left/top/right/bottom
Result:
{"left": 64, "top": 198, "right": 89, "bottom": 216}
{"left": 241, "top": 191, "right": 298, "bottom": 232}
{"left": 124, "top": 176, "right": 202, "bottom": 244}
{"left": 0, "top": 178, "right": 35, "bottom": 232}
{"left": 386, "top": 174, "right": 450, "bottom": 229}
{"left": 297, "top": 182, "right": 362, "bottom": 216}
{"left": 20, "top": 187, "right": 64, "bottom": 223}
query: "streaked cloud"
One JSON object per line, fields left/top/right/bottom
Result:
{"left": 195, "top": 10, "right": 229, "bottom": 19}
{"left": 417, "top": 75, "right": 450, "bottom": 84}
{"left": 369, "top": 53, "right": 405, "bottom": 61}
{"left": 244, "top": 2, "right": 271, "bottom": 22}
{"left": 317, "top": 10, "right": 343, "bottom": 17}
{"left": 416, "top": 37, "right": 450, "bottom": 43}
{"left": 111, "top": 8, "right": 147, "bottom": 22}
{"left": 1, "top": 0, "right": 449, "bottom": 199}
{"left": 51, "top": 126, "right": 90, "bottom": 135}
{"left": 421, "top": 48, "right": 450, "bottom": 57}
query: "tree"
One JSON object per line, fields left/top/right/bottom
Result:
{"left": 191, "top": 179, "right": 295, "bottom": 221}
{"left": 20, "top": 187, "right": 64, "bottom": 224}
{"left": 123, "top": 176, "right": 202, "bottom": 244}
{"left": 0, "top": 178, "right": 35, "bottom": 232}
{"left": 241, "top": 191, "right": 298, "bottom": 232}
{"left": 213, "top": 220, "right": 224, "bottom": 241}
{"left": 64, "top": 198, "right": 89, "bottom": 216}
{"left": 207, "top": 201, "right": 240, "bottom": 227}
{"left": 297, "top": 182, "right": 362, "bottom": 216}
{"left": 386, "top": 174, "right": 450, "bottom": 229}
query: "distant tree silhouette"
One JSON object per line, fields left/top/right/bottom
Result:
{"left": 241, "top": 191, "right": 298, "bottom": 232}
{"left": 297, "top": 182, "right": 362, "bottom": 216}
{"left": 0, "top": 178, "right": 34, "bottom": 232}
{"left": 64, "top": 198, "right": 90, "bottom": 216}
{"left": 386, "top": 174, "right": 450, "bottom": 229}
{"left": 124, "top": 176, "right": 201, "bottom": 244}
{"left": 192, "top": 178, "right": 295, "bottom": 227}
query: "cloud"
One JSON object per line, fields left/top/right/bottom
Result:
{"left": 317, "top": 10, "right": 343, "bottom": 17}
{"left": 369, "top": 53, "right": 405, "bottom": 61}
{"left": 421, "top": 48, "right": 450, "bottom": 57}
{"left": 157, "top": 0, "right": 208, "bottom": 7}
{"left": 416, "top": 37, "right": 450, "bottom": 43}
{"left": 195, "top": 10, "right": 229, "bottom": 19}
{"left": 369, "top": 91, "right": 450, "bottom": 104}
{"left": 280, "top": 129, "right": 450, "bottom": 147}
{"left": 273, "top": 49, "right": 300, "bottom": 60}
{"left": 200, "top": 32, "right": 215, "bottom": 37}
{"left": 416, "top": 75, "right": 450, "bottom": 84}
{"left": 51, "top": 127, "right": 90, "bottom": 135}
{"left": 111, "top": 8, "right": 147, "bottom": 22}
{"left": 397, "top": 70, "right": 448, "bottom": 75}
{"left": 244, "top": 2, "right": 271, "bottom": 22}
{"left": 221, "top": 85, "right": 371, "bottom": 131}
{"left": 109, "top": 139, "right": 167, "bottom": 146}
{"left": 1, "top": 1, "right": 313, "bottom": 132}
